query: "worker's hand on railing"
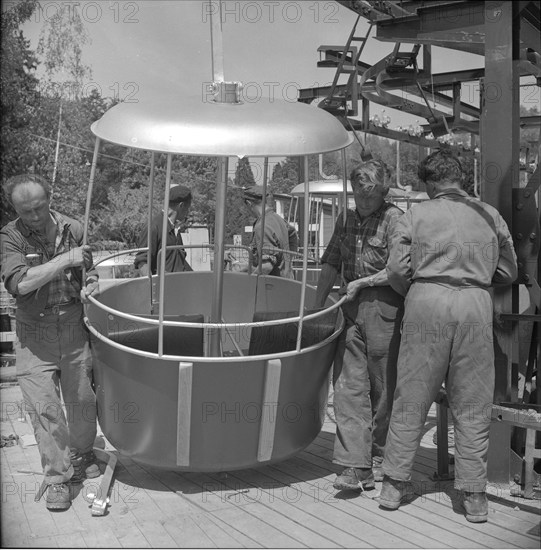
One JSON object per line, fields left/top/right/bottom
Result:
{"left": 138, "top": 263, "right": 150, "bottom": 277}
{"left": 223, "top": 251, "right": 235, "bottom": 270}
{"left": 345, "top": 278, "right": 366, "bottom": 301}
{"left": 231, "top": 260, "right": 248, "bottom": 272}
{"left": 81, "top": 279, "right": 100, "bottom": 303}
{"left": 225, "top": 251, "right": 249, "bottom": 272}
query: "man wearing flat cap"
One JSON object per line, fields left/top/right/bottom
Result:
{"left": 134, "top": 184, "right": 193, "bottom": 275}
{"left": 233, "top": 185, "right": 295, "bottom": 278}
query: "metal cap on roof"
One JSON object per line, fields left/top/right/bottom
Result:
{"left": 91, "top": 95, "right": 353, "bottom": 157}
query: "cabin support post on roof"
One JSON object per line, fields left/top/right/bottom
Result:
{"left": 481, "top": 1, "right": 521, "bottom": 485}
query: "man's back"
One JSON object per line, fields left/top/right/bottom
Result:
{"left": 388, "top": 189, "right": 517, "bottom": 294}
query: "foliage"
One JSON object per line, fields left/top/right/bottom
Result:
{"left": 37, "top": 1, "right": 92, "bottom": 98}
{"left": 0, "top": 0, "right": 40, "bottom": 223}
{"left": 225, "top": 158, "right": 256, "bottom": 245}
{"left": 97, "top": 181, "right": 152, "bottom": 246}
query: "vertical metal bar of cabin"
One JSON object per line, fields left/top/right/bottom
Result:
{"left": 342, "top": 148, "right": 348, "bottom": 227}
{"left": 296, "top": 156, "right": 310, "bottom": 351}
{"left": 341, "top": 148, "right": 348, "bottom": 290}
{"left": 396, "top": 140, "right": 401, "bottom": 189}
{"left": 257, "top": 158, "right": 269, "bottom": 277}
{"left": 209, "top": 156, "right": 228, "bottom": 356}
{"left": 158, "top": 154, "right": 173, "bottom": 356}
{"left": 81, "top": 138, "right": 101, "bottom": 294}
{"left": 83, "top": 138, "right": 101, "bottom": 246}
{"left": 147, "top": 152, "right": 156, "bottom": 312}
{"left": 482, "top": 1, "right": 520, "bottom": 484}
{"left": 314, "top": 197, "right": 323, "bottom": 258}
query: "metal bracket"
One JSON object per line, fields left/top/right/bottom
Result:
{"left": 90, "top": 447, "right": 118, "bottom": 516}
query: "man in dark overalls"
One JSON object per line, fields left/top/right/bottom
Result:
{"left": 315, "top": 160, "right": 404, "bottom": 491}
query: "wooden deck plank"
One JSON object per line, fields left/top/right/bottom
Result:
{"left": 161, "top": 514, "right": 220, "bottom": 548}
{"left": 200, "top": 510, "right": 265, "bottom": 548}
{"left": 162, "top": 472, "right": 266, "bottom": 547}
{"left": 26, "top": 535, "right": 60, "bottom": 548}
{"left": 105, "top": 515, "right": 153, "bottom": 548}
{"left": 55, "top": 532, "right": 88, "bottom": 548}
{"left": 263, "top": 457, "right": 453, "bottom": 549}
{"left": 224, "top": 464, "right": 437, "bottom": 549}
{"left": 159, "top": 468, "right": 312, "bottom": 548}
{"left": 115, "top": 458, "right": 260, "bottom": 548}
{"left": 294, "top": 449, "right": 538, "bottom": 549}
{"left": 267, "top": 453, "right": 485, "bottom": 548}
{"left": 80, "top": 525, "right": 130, "bottom": 548}
{"left": 1, "top": 450, "right": 30, "bottom": 547}
{"left": 213, "top": 467, "right": 358, "bottom": 548}
{"left": 120, "top": 518, "right": 179, "bottom": 549}
{"left": 211, "top": 506, "right": 308, "bottom": 548}
{"left": 176, "top": 511, "right": 255, "bottom": 549}
{"left": 2, "top": 382, "right": 538, "bottom": 549}
{"left": 201, "top": 469, "right": 343, "bottom": 549}
{"left": 126, "top": 466, "right": 265, "bottom": 548}
{"left": 402, "top": 488, "right": 540, "bottom": 549}
{"left": 2, "top": 444, "right": 60, "bottom": 540}
{"left": 255, "top": 462, "right": 456, "bottom": 549}
{"left": 313, "top": 427, "right": 540, "bottom": 546}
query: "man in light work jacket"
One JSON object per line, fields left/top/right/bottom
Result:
{"left": 380, "top": 150, "right": 518, "bottom": 523}
{"left": 134, "top": 184, "right": 193, "bottom": 275}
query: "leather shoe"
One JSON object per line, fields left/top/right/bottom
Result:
{"left": 70, "top": 450, "right": 101, "bottom": 483}
{"left": 463, "top": 491, "right": 488, "bottom": 523}
{"left": 46, "top": 483, "right": 71, "bottom": 511}
{"left": 379, "top": 475, "right": 409, "bottom": 510}
{"left": 333, "top": 467, "right": 375, "bottom": 491}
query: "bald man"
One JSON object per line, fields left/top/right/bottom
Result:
{"left": 1, "top": 174, "right": 100, "bottom": 511}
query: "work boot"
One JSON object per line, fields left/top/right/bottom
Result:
{"left": 70, "top": 450, "right": 100, "bottom": 483}
{"left": 46, "top": 483, "right": 71, "bottom": 511}
{"left": 333, "top": 467, "right": 375, "bottom": 491}
{"left": 462, "top": 491, "right": 488, "bottom": 523}
{"left": 372, "top": 456, "right": 384, "bottom": 482}
{"left": 379, "top": 475, "right": 409, "bottom": 510}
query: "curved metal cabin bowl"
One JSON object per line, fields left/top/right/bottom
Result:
{"left": 86, "top": 272, "right": 342, "bottom": 471}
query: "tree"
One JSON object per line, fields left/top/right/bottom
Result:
{"left": 96, "top": 182, "right": 152, "bottom": 246}
{"left": 36, "top": 0, "right": 92, "bottom": 201}
{"left": 270, "top": 157, "right": 299, "bottom": 194}
{"left": 233, "top": 157, "right": 256, "bottom": 188}
{"left": 0, "top": 0, "right": 40, "bottom": 223}
{"left": 37, "top": 2, "right": 92, "bottom": 101}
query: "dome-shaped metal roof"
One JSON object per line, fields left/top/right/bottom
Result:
{"left": 91, "top": 95, "right": 353, "bottom": 157}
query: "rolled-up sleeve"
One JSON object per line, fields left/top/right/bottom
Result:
{"left": 0, "top": 228, "right": 30, "bottom": 296}
{"left": 386, "top": 210, "right": 413, "bottom": 297}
